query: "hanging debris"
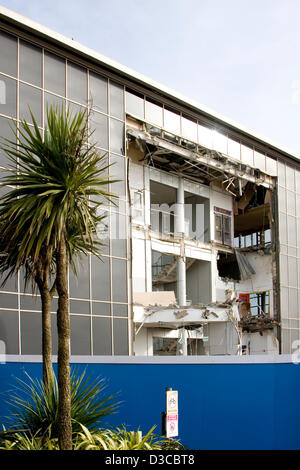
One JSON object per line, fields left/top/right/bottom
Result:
{"left": 238, "top": 302, "right": 279, "bottom": 335}
{"left": 235, "top": 249, "right": 256, "bottom": 280}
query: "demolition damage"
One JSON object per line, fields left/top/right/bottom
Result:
{"left": 126, "top": 113, "right": 279, "bottom": 356}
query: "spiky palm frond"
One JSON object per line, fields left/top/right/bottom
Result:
{"left": 5, "top": 369, "right": 120, "bottom": 438}
{"left": 0, "top": 106, "right": 116, "bottom": 272}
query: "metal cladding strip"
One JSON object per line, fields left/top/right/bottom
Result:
{"left": 2, "top": 354, "right": 296, "bottom": 364}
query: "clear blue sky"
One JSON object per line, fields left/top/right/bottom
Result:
{"left": 2, "top": 0, "right": 300, "bottom": 155}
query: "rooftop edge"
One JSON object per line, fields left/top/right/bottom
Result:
{"left": 0, "top": 5, "right": 299, "bottom": 163}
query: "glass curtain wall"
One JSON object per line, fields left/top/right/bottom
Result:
{"left": 0, "top": 29, "right": 129, "bottom": 355}
{"left": 278, "top": 162, "right": 300, "bottom": 353}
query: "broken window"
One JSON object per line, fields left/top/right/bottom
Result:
{"left": 214, "top": 208, "right": 232, "bottom": 246}
{"left": 249, "top": 291, "right": 270, "bottom": 316}
{"left": 234, "top": 228, "right": 271, "bottom": 248}
{"left": 239, "top": 291, "right": 270, "bottom": 317}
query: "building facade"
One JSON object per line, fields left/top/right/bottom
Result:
{"left": 0, "top": 7, "right": 299, "bottom": 357}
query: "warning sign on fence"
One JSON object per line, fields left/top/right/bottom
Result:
{"left": 166, "top": 390, "right": 178, "bottom": 414}
{"left": 166, "top": 413, "right": 178, "bottom": 438}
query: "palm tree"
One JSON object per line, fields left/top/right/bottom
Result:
{"left": 0, "top": 105, "right": 115, "bottom": 449}
{"left": 0, "top": 234, "right": 56, "bottom": 387}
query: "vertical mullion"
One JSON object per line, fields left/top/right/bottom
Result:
{"left": 89, "top": 254, "right": 93, "bottom": 356}
{"left": 16, "top": 36, "right": 22, "bottom": 355}
{"left": 65, "top": 59, "right": 68, "bottom": 111}
{"left": 124, "top": 90, "right": 132, "bottom": 354}
{"left": 108, "top": 79, "right": 113, "bottom": 355}
{"left": 87, "top": 70, "right": 93, "bottom": 356}
{"left": 41, "top": 47, "right": 44, "bottom": 132}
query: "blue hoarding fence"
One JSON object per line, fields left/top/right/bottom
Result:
{"left": 0, "top": 355, "right": 299, "bottom": 450}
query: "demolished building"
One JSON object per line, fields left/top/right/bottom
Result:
{"left": 128, "top": 117, "right": 280, "bottom": 355}
{"left": 0, "top": 7, "right": 299, "bottom": 358}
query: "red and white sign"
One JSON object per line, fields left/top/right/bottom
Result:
{"left": 166, "top": 413, "right": 178, "bottom": 438}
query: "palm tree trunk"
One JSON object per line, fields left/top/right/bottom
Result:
{"left": 36, "top": 256, "right": 55, "bottom": 388}
{"left": 41, "top": 286, "right": 53, "bottom": 387}
{"left": 56, "top": 237, "right": 72, "bottom": 450}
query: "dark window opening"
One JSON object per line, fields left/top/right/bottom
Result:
{"left": 217, "top": 253, "right": 240, "bottom": 281}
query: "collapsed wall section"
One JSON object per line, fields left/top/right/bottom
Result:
{"left": 126, "top": 114, "right": 279, "bottom": 356}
